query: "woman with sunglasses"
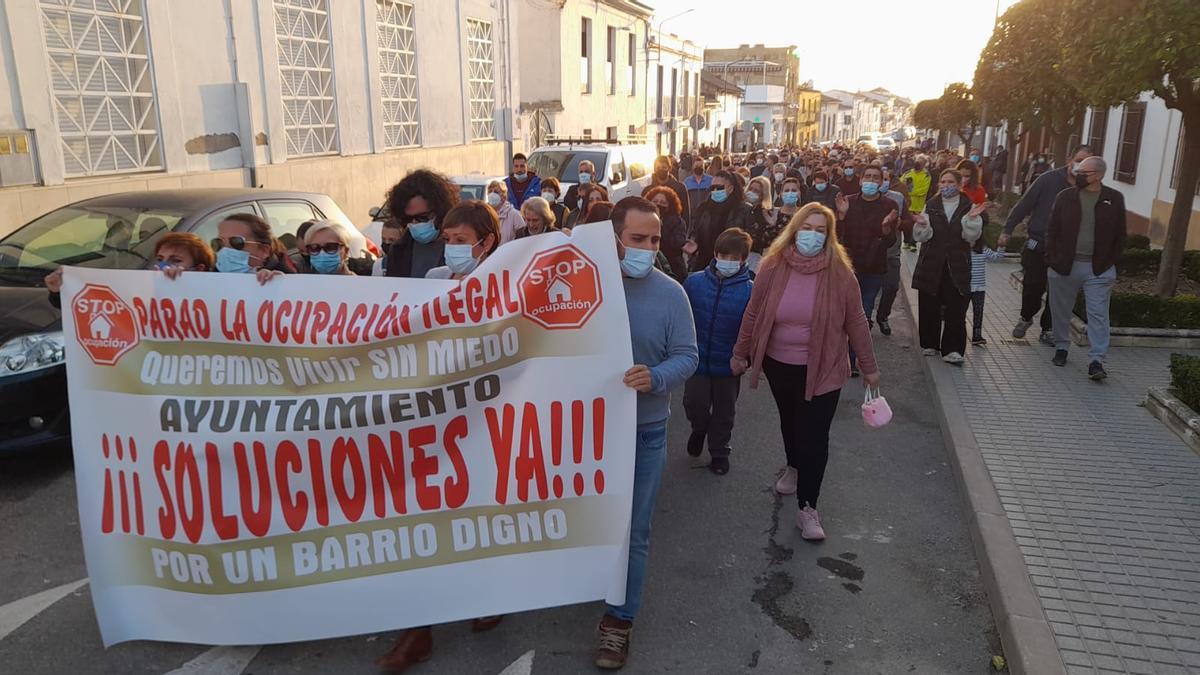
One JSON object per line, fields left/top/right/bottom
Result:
{"left": 301, "top": 220, "right": 356, "bottom": 275}
{"left": 385, "top": 169, "right": 461, "bottom": 279}
{"left": 212, "top": 213, "right": 295, "bottom": 284}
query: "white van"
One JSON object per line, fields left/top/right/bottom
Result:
{"left": 527, "top": 140, "right": 657, "bottom": 204}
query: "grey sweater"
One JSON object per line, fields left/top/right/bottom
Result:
{"left": 623, "top": 268, "right": 698, "bottom": 430}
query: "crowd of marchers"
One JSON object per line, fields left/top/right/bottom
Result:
{"left": 41, "top": 132, "right": 1124, "bottom": 671}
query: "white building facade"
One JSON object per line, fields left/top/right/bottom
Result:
{"left": 0, "top": 0, "right": 518, "bottom": 236}
{"left": 697, "top": 72, "right": 742, "bottom": 152}
{"left": 646, "top": 31, "right": 703, "bottom": 155}
{"left": 516, "top": 0, "right": 652, "bottom": 148}
{"left": 819, "top": 95, "right": 851, "bottom": 144}
{"left": 1079, "top": 93, "right": 1200, "bottom": 247}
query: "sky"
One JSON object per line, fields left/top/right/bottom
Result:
{"left": 645, "top": 0, "right": 1022, "bottom": 102}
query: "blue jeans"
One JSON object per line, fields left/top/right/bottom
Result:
{"left": 606, "top": 425, "right": 668, "bottom": 622}
{"left": 850, "top": 273, "right": 884, "bottom": 368}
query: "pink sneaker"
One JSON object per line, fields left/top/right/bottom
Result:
{"left": 796, "top": 506, "right": 826, "bottom": 541}
{"left": 774, "top": 467, "right": 798, "bottom": 495}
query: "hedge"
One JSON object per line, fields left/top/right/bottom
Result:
{"left": 1125, "top": 234, "right": 1151, "bottom": 250}
{"left": 1170, "top": 353, "right": 1200, "bottom": 412}
{"left": 1115, "top": 248, "right": 1200, "bottom": 283}
{"left": 1106, "top": 293, "right": 1200, "bottom": 329}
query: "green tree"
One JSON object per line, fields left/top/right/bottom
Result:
{"left": 939, "top": 83, "right": 981, "bottom": 148}
{"left": 913, "top": 98, "right": 942, "bottom": 132}
{"left": 1063, "top": 0, "right": 1200, "bottom": 297}
{"left": 973, "top": 0, "right": 1086, "bottom": 166}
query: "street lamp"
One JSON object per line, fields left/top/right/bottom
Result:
{"left": 656, "top": 8, "right": 695, "bottom": 61}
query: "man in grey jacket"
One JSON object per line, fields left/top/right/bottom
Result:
{"left": 999, "top": 145, "right": 1094, "bottom": 344}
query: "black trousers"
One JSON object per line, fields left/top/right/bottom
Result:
{"left": 970, "top": 291, "right": 986, "bottom": 339}
{"left": 762, "top": 357, "right": 841, "bottom": 508}
{"left": 683, "top": 374, "right": 741, "bottom": 458}
{"left": 877, "top": 256, "right": 901, "bottom": 322}
{"left": 918, "top": 268, "right": 969, "bottom": 356}
{"left": 1020, "top": 246, "right": 1053, "bottom": 332}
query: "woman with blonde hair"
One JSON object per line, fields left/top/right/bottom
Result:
{"left": 746, "top": 175, "right": 781, "bottom": 271}
{"left": 731, "top": 202, "right": 881, "bottom": 541}
{"left": 302, "top": 220, "right": 357, "bottom": 275}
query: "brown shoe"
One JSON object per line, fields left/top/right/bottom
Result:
{"left": 471, "top": 615, "right": 504, "bottom": 632}
{"left": 375, "top": 626, "right": 433, "bottom": 672}
{"left": 595, "top": 614, "right": 633, "bottom": 669}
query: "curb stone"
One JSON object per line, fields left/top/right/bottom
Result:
{"left": 900, "top": 256, "right": 1066, "bottom": 675}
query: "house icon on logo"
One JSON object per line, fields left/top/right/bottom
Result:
{"left": 547, "top": 276, "right": 573, "bottom": 303}
{"left": 89, "top": 314, "right": 114, "bottom": 339}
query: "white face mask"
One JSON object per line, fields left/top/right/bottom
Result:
{"left": 486, "top": 192, "right": 502, "bottom": 207}
{"left": 541, "top": 191, "right": 556, "bottom": 202}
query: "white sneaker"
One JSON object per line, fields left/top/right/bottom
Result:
{"left": 942, "top": 352, "right": 965, "bottom": 364}
{"left": 774, "top": 466, "right": 798, "bottom": 495}
{"left": 922, "top": 348, "right": 940, "bottom": 357}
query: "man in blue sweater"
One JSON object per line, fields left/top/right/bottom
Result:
{"left": 596, "top": 196, "right": 698, "bottom": 670}
{"left": 1000, "top": 144, "right": 1094, "bottom": 344}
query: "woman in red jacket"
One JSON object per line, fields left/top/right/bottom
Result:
{"left": 731, "top": 203, "right": 881, "bottom": 541}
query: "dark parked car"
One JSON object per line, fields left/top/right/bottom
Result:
{"left": 0, "top": 188, "right": 375, "bottom": 456}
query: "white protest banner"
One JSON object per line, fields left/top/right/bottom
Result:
{"left": 60, "top": 222, "right": 635, "bottom": 646}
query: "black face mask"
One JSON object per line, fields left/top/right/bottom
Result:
{"left": 1074, "top": 174, "right": 1090, "bottom": 190}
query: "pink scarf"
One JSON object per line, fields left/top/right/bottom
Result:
{"left": 734, "top": 247, "right": 859, "bottom": 400}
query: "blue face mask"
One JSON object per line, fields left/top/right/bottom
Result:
{"left": 710, "top": 188, "right": 728, "bottom": 203}
{"left": 781, "top": 191, "right": 800, "bottom": 206}
{"left": 814, "top": 182, "right": 828, "bottom": 192}
{"left": 216, "top": 247, "right": 253, "bottom": 274}
{"left": 514, "top": 172, "right": 528, "bottom": 182}
{"left": 444, "top": 243, "right": 481, "bottom": 275}
{"left": 620, "top": 246, "right": 656, "bottom": 278}
{"left": 861, "top": 181, "right": 880, "bottom": 197}
{"left": 795, "top": 230, "right": 826, "bottom": 257}
{"left": 408, "top": 220, "right": 439, "bottom": 244}
{"left": 578, "top": 172, "right": 592, "bottom": 185}
{"left": 843, "top": 168, "right": 855, "bottom": 177}
{"left": 714, "top": 259, "right": 742, "bottom": 277}
{"left": 311, "top": 251, "right": 342, "bottom": 274}
{"left": 940, "top": 185, "right": 961, "bottom": 200}
{"left": 970, "top": 154, "right": 980, "bottom": 163}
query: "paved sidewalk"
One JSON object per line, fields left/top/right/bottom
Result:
{"left": 901, "top": 253, "right": 1200, "bottom": 674}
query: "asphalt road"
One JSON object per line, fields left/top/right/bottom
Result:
{"left": 0, "top": 296, "right": 1002, "bottom": 674}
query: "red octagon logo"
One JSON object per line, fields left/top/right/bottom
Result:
{"left": 518, "top": 245, "right": 603, "bottom": 330}
{"left": 71, "top": 284, "right": 140, "bottom": 366}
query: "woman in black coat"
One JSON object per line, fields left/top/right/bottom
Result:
{"left": 645, "top": 185, "right": 689, "bottom": 281}
{"left": 911, "top": 169, "right": 991, "bottom": 364}
{"left": 688, "top": 170, "right": 751, "bottom": 271}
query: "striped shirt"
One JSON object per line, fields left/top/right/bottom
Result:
{"left": 970, "top": 248, "right": 1006, "bottom": 292}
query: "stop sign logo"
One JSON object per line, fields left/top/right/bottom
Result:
{"left": 71, "top": 284, "right": 140, "bottom": 366}
{"left": 519, "top": 245, "right": 603, "bottom": 330}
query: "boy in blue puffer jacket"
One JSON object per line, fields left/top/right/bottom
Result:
{"left": 683, "top": 228, "right": 754, "bottom": 475}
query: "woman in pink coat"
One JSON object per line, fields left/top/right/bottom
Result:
{"left": 732, "top": 202, "right": 881, "bottom": 541}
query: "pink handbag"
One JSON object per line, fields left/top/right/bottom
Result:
{"left": 862, "top": 388, "right": 893, "bottom": 428}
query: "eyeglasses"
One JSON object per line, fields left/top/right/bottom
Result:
{"left": 305, "top": 242, "right": 345, "bottom": 254}
{"left": 211, "top": 236, "right": 268, "bottom": 251}
{"left": 399, "top": 211, "right": 436, "bottom": 226}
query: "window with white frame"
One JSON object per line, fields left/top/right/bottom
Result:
{"left": 627, "top": 33, "right": 635, "bottom": 95}
{"left": 605, "top": 27, "right": 616, "bottom": 95}
{"left": 273, "top": 0, "right": 338, "bottom": 157}
{"left": 39, "top": 0, "right": 162, "bottom": 177}
{"left": 466, "top": 18, "right": 495, "bottom": 141}
{"left": 580, "top": 18, "right": 592, "bottom": 94}
{"left": 376, "top": 0, "right": 419, "bottom": 149}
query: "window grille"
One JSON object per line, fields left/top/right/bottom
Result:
{"left": 274, "top": 0, "right": 338, "bottom": 157}
{"left": 376, "top": 0, "right": 419, "bottom": 149}
{"left": 39, "top": 0, "right": 162, "bottom": 177}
